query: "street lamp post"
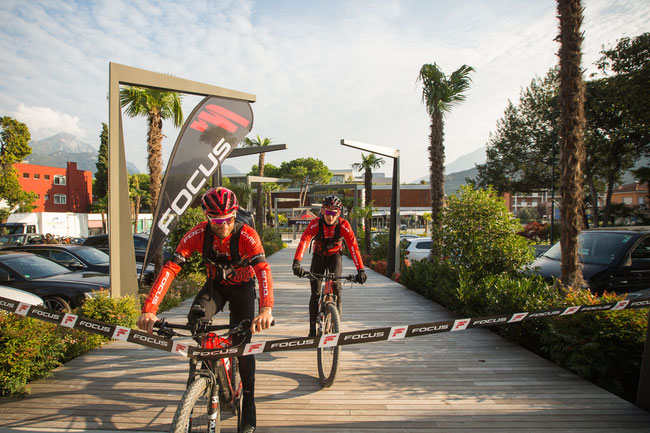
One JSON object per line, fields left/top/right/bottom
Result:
{"left": 341, "top": 139, "right": 400, "bottom": 277}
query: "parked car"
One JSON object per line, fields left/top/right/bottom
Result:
{"left": 0, "top": 251, "right": 110, "bottom": 311}
{"left": 531, "top": 226, "right": 650, "bottom": 295}
{"left": 82, "top": 233, "right": 173, "bottom": 263}
{"left": 400, "top": 234, "right": 419, "bottom": 242}
{"left": 404, "top": 237, "right": 433, "bottom": 262}
{"left": 2, "top": 244, "right": 155, "bottom": 285}
{"left": 532, "top": 244, "right": 552, "bottom": 257}
{"left": 0, "top": 285, "right": 44, "bottom": 306}
{"left": 0, "top": 233, "right": 45, "bottom": 249}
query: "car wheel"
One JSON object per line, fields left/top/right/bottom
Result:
{"left": 43, "top": 296, "right": 72, "bottom": 313}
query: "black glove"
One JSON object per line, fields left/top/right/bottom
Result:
{"left": 355, "top": 269, "right": 367, "bottom": 284}
{"left": 292, "top": 259, "right": 304, "bottom": 278}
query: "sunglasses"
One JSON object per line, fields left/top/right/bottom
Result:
{"left": 323, "top": 209, "right": 340, "bottom": 216}
{"left": 209, "top": 215, "right": 235, "bottom": 225}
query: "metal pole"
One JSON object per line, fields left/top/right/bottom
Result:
{"left": 550, "top": 142, "right": 555, "bottom": 243}
{"left": 274, "top": 198, "right": 279, "bottom": 238}
{"left": 387, "top": 155, "right": 400, "bottom": 277}
{"left": 637, "top": 311, "right": 650, "bottom": 411}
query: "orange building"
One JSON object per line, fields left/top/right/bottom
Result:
{"left": 611, "top": 182, "right": 648, "bottom": 208}
{"left": 14, "top": 162, "right": 93, "bottom": 212}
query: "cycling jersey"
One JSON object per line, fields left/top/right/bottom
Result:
{"left": 294, "top": 216, "right": 364, "bottom": 271}
{"left": 142, "top": 221, "right": 273, "bottom": 314}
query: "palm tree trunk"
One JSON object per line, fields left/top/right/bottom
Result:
{"left": 364, "top": 169, "right": 373, "bottom": 254}
{"left": 147, "top": 108, "right": 164, "bottom": 271}
{"left": 557, "top": 0, "right": 586, "bottom": 289}
{"left": 429, "top": 111, "right": 445, "bottom": 231}
{"left": 256, "top": 153, "right": 265, "bottom": 229}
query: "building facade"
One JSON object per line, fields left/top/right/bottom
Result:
{"left": 14, "top": 162, "right": 93, "bottom": 213}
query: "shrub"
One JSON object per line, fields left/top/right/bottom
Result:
{"left": 0, "top": 290, "right": 141, "bottom": 397}
{"left": 541, "top": 288, "right": 648, "bottom": 403}
{"left": 517, "top": 221, "right": 549, "bottom": 244}
{"left": 0, "top": 314, "right": 66, "bottom": 396}
{"left": 436, "top": 185, "right": 534, "bottom": 281}
{"left": 260, "top": 226, "right": 284, "bottom": 256}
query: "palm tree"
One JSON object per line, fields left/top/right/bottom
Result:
{"left": 129, "top": 174, "right": 150, "bottom": 233}
{"left": 352, "top": 153, "right": 385, "bottom": 254}
{"left": 557, "top": 0, "right": 586, "bottom": 288}
{"left": 242, "top": 135, "right": 273, "bottom": 229}
{"left": 90, "top": 196, "right": 109, "bottom": 233}
{"left": 417, "top": 63, "right": 474, "bottom": 255}
{"left": 119, "top": 86, "right": 184, "bottom": 212}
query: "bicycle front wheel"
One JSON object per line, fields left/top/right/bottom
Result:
{"left": 170, "top": 376, "right": 220, "bottom": 433}
{"left": 317, "top": 302, "right": 341, "bottom": 388}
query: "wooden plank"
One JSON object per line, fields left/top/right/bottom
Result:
{"left": 1, "top": 245, "right": 650, "bottom": 432}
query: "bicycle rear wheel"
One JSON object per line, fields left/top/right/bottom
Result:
{"left": 170, "top": 376, "right": 220, "bottom": 433}
{"left": 317, "top": 302, "right": 341, "bottom": 388}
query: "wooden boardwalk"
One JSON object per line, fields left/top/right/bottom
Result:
{"left": 2, "top": 244, "right": 650, "bottom": 432}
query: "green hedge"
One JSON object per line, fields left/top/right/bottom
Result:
{"left": 0, "top": 290, "right": 140, "bottom": 397}
{"left": 399, "top": 185, "right": 648, "bottom": 403}
{"left": 0, "top": 273, "right": 205, "bottom": 397}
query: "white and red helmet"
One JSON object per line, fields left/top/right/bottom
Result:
{"left": 201, "top": 187, "right": 239, "bottom": 216}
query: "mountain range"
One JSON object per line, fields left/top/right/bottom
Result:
{"left": 23, "top": 132, "right": 140, "bottom": 175}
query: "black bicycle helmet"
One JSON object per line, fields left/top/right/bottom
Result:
{"left": 201, "top": 187, "right": 239, "bottom": 216}
{"left": 322, "top": 195, "right": 342, "bottom": 210}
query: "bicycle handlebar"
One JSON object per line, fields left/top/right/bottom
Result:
{"left": 153, "top": 318, "right": 275, "bottom": 339}
{"left": 303, "top": 271, "right": 355, "bottom": 281}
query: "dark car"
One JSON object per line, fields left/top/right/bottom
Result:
{"left": 2, "top": 244, "right": 155, "bottom": 285}
{"left": 82, "top": 233, "right": 172, "bottom": 263}
{"left": 0, "top": 251, "right": 110, "bottom": 311}
{"left": 531, "top": 226, "right": 650, "bottom": 295}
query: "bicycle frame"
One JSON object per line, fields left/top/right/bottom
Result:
{"left": 155, "top": 319, "right": 250, "bottom": 426}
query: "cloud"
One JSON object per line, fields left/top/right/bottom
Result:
{"left": 13, "top": 104, "right": 86, "bottom": 140}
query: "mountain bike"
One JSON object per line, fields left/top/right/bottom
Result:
{"left": 303, "top": 270, "right": 355, "bottom": 388}
{"left": 154, "top": 314, "right": 250, "bottom": 433}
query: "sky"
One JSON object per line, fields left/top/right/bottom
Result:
{"left": 0, "top": 0, "right": 648, "bottom": 183}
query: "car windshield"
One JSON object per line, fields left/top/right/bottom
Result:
{"left": 0, "top": 234, "right": 26, "bottom": 246}
{"left": 74, "top": 247, "right": 110, "bottom": 265}
{"left": 543, "top": 232, "right": 634, "bottom": 265}
{"left": 3, "top": 254, "right": 72, "bottom": 279}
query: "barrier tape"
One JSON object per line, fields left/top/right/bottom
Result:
{"left": 1, "top": 295, "right": 649, "bottom": 360}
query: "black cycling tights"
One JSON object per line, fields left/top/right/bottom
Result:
{"left": 188, "top": 279, "right": 256, "bottom": 397}
{"left": 309, "top": 253, "right": 342, "bottom": 325}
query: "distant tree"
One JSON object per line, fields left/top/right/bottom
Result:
{"left": 417, "top": 63, "right": 474, "bottom": 255}
{"left": 90, "top": 195, "right": 109, "bottom": 233}
{"left": 557, "top": 0, "right": 587, "bottom": 289}
{"left": 278, "top": 158, "right": 332, "bottom": 206}
{"left": 242, "top": 135, "right": 273, "bottom": 229}
{"left": 94, "top": 123, "right": 109, "bottom": 199}
{"left": 129, "top": 174, "right": 150, "bottom": 233}
{"left": 474, "top": 69, "right": 559, "bottom": 195}
{"left": 352, "top": 153, "right": 385, "bottom": 254}
{"left": 631, "top": 166, "right": 650, "bottom": 207}
{"left": 0, "top": 116, "right": 37, "bottom": 212}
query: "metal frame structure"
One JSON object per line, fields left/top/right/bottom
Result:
{"left": 340, "top": 139, "right": 400, "bottom": 277}
{"left": 108, "top": 62, "right": 255, "bottom": 297}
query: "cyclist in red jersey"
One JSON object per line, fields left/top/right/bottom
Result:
{"left": 292, "top": 195, "right": 366, "bottom": 336}
{"left": 137, "top": 187, "right": 273, "bottom": 433}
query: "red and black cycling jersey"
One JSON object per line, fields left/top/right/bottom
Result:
{"left": 142, "top": 221, "right": 273, "bottom": 314}
{"left": 294, "top": 216, "right": 364, "bottom": 271}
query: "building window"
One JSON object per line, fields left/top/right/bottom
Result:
{"left": 54, "top": 175, "right": 66, "bottom": 185}
{"left": 54, "top": 194, "right": 67, "bottom": 204}
{"left": 44, "top": 194, "right": 49, "bottom": 201}
{"left": 22, "top": 173, "right": 29, "bottom": 178}
{"left": 34, "top": 173, "right": 40, "bottom": 179}
{"left": 623, "top": 197, "right": 633, "bottom": 205}
{"left": 44, "top": 174, "right": 50, "bottom": 180}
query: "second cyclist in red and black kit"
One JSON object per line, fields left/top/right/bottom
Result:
{"left": 137, "top": 187, "right": 273, "bottom": 433}
{"left": 292, "top": 195, "right": 367, "bottom": 337}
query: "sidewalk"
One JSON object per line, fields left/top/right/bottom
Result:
{"left": 1, "top": 245, "right": 650, "bottom": 432}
